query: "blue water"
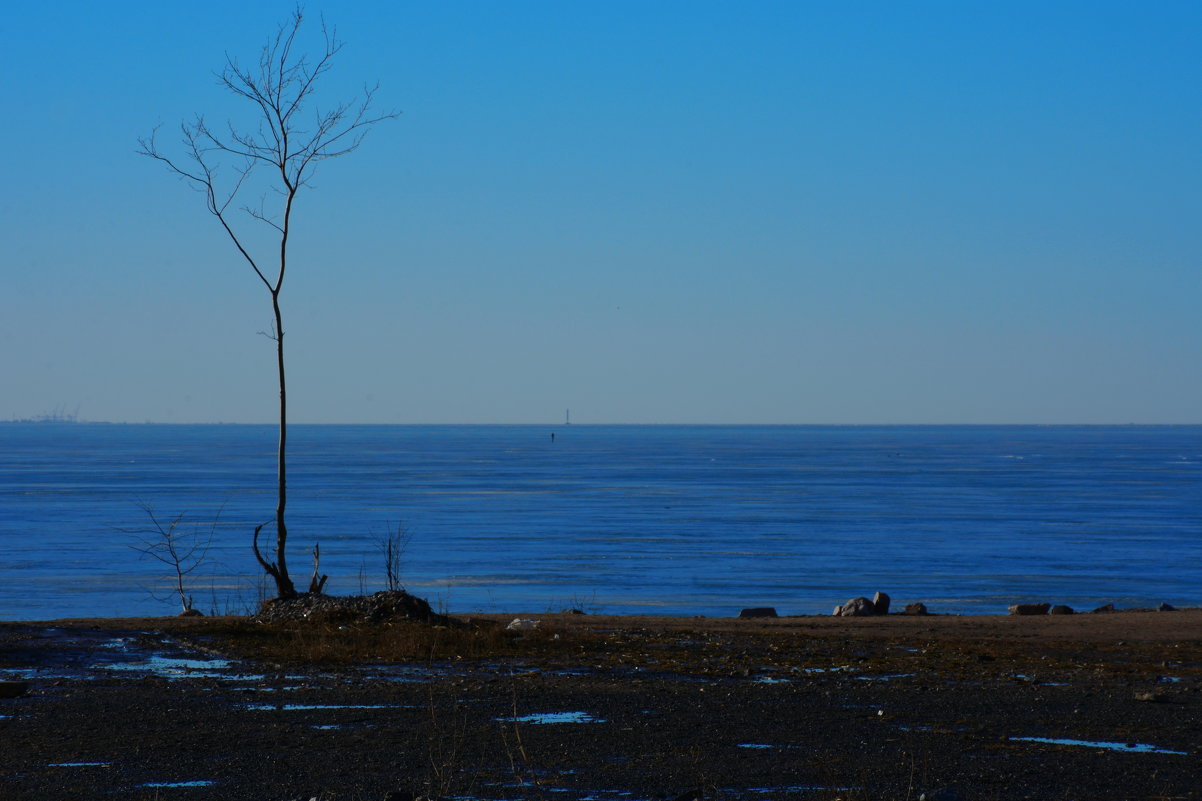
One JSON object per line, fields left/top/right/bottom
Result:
{"left": 1, "top": 424, "right": 1198, "bottom": 620}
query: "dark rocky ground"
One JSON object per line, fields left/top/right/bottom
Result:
{"left": 1, "top": 608, "right": 1200, "bottom": 800}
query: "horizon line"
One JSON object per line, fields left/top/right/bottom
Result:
{"left": 5, "top": 419, "right": 1201, "bottom": 428}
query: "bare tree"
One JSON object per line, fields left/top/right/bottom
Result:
{"left": 139, "top": 9, "right": 396, "bottom": 599}
{"left": 127, "top": 503, "right": 216, "bottom": 615}
{"left": 378, "top": 521, "right": 412, "bottom": 591}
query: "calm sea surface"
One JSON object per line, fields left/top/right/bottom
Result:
{"left": 1, "top": 424, "right": 1198, "bottom": 620}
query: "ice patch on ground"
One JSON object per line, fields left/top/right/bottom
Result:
{"left": 1013, "top": 736, "right": 1187, "bottom": 755}
{"left": 502, "top": 711, "right": 604, "bottom": 724}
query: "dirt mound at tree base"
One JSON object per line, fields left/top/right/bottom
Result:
{"left": 252, "top": 590, "right": 458, "bottom": 626}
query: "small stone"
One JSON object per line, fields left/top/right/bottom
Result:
{"left": 1135, "top": 691, "right": 1166, "bottom": 703}
{"left": 872, "top": 592, "right": 891, "bottom": 615}
{"left": 1091, "top": 603, "right": 1116, "bottom": 613}
{"left": 1158, "top": 602, "right": 1177, "bottom": 612}
{"left": 1008, "top": 603, "right": 1051, "bottom": 616}
{"left": 739, "top": 607, "right": 778, "bottom": 618}
{"left": 903, "top": 602, "right": 929, "bottom": 616}
{"left": 1049, "top": 604, "right": 1075, "bottom": 615}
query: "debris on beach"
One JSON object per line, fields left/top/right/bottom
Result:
{"left": 252, "top": 590, "right": 455, "bottom": 626}
{"left": 506, "top": 618, "right": 540, "bottom": 632}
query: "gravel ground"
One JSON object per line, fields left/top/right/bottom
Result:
{"left": 1, "top": 609, "right": 1199, "bottom": 800}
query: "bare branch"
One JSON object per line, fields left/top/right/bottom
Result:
{"left": 308, "top": 543, "right": 328, "bottom": 594}
{"left": 257, "top": 321, "right": 280, "bottom": 342}
{"left": 244, "top": 200, "right": 285, "bottom": 234}
{"left": 124, "top": 502, "right": 216, "bottom": 614}
{"left": 252, "top": 521, "right": 280, "bottom": 579}
{"left": 139, "top": 125, "right": 276, "bottom": 293}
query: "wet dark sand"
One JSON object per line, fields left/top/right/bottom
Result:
{"left": 1, "top": 609, "right": 1200, "bottom": 800}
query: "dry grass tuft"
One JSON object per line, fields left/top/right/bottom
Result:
{"left": 164, "top": 611, "right": 601, "bottom": 667}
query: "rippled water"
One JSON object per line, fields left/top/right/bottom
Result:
{"left": 1, "top": 423, "right": 1198, "bottom": 619}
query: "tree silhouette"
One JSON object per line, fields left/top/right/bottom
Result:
{"left": 139, "top": 8, "right": 396, "bottom": 598}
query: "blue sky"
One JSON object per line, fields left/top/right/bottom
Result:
{"left": 3, "top": 1, "right": 1199, "bottom": 424}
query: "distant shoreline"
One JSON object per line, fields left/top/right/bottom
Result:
{"left": 6, "top": 420, "right": 1202, "bottom": 427}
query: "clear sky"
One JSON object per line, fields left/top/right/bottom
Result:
{"left": 3, "top": 1, "right": 1199, "bottom": 424}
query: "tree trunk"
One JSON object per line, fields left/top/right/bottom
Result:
{"left": 272, "top": 291, "right": 296, "bottom": 598}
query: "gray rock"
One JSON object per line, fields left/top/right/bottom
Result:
{"left": 739, "top": 607, "right": 778, "bottom": 618}
{"left": 1091, "top": 603, "right": 1116, "bottom": 613}
{"left": 1008, "top": 603, "right": 1051, "bottom": 616}
{"left": 1049, "top": 604, "right": 1075, "bottom": 615}
{"left": 834, "top": 597, "right": 877, "bottom": 617}
{"left": 872, "top": 591, "right": 891, "bottom": 615}
{"left": 1158, "top": 602, "right": 1177, "bottom": 612}
{"left": 903, "top": 602, "right": 929, "bottom": 616}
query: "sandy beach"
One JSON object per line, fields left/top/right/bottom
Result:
{"left": 1, "top": 607, "right": 1199, "bottom": 800}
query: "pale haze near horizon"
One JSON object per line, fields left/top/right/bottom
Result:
{"left": 2, "top": 1, "right": 1199, "bottom": 425}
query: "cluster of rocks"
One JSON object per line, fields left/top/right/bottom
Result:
{"left": 832, "top": 592, "right": 929, "bottom": 617}
{"left": 1008, "top": 601, "right": 1179, "bottom": 616}
{"left": 746, "top": 597, "right": 1186, "bottom": 619}
{"left": 253, "top": 590, "right": 458, "bottom": 626}
{"left": 736, "top": 593, "right": 930, "bottom": 619}
{"left": 1009, "top": 603, "right": 1073, "bottom": 616}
